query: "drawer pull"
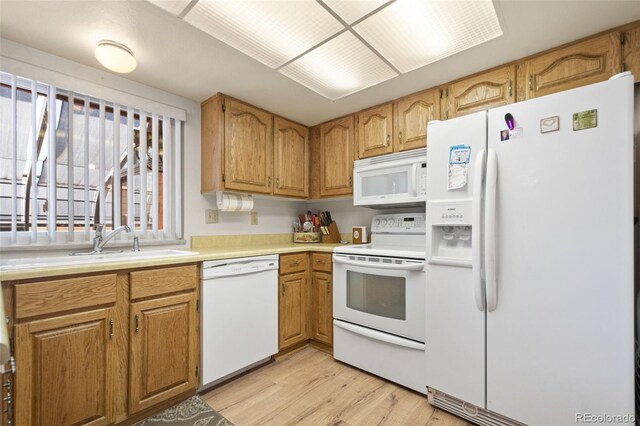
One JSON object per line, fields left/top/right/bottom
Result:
{"left": 315, "top": 259, "right": 326, "bottom": 264}
{"left": 290, "top": 261, "right": 300, "bottom": 267}
{"left": 134, "top": 315, "right": 139, "bottom": 334}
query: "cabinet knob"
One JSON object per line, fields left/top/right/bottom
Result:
{"left": 508, "top": 80, "right": 513, "bottom": 97}
{"left": 276, "top": 177, "right": 280, "bottom": 188}
{"left": 528, "top": 75, "right": 533, "bottom": 91}
{"left": 386, "top": 134, "right": 390, "bottom": 146}
{"left": 134, "top": 314, "right": 139, "bottom": 334}
{"left": 109, "top": 319, "right": 113, "bottom": 340}
{"left": 399, "top": 131, "right": 403, "bottom": 144}
{"left": 268, "top": 176, "right": 272, "bottom": 186}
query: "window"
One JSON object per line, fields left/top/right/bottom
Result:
{"left": 0, "top": 71, "right": 183, "bottom": 247}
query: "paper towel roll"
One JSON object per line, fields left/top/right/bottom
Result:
{"left": 217, "top": 192, "right": 254, "bottom": 212}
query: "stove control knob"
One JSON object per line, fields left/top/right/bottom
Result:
{"left": 374, "top": 219, "right": 381, "bottom": 227}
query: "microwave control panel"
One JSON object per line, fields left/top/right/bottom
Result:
{"left": 371, "top": 213, "right": 426, "bottom": 233}
{"left": 417, "top": 162, "right": 427, "bottom": 197}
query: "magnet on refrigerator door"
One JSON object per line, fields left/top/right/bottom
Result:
{"left": 540, "top": 116, "right": 560, "bottom": 133}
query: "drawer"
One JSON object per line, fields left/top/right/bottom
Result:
{"left": 279, "top": 253, "right": 308, "bottom": 275}
{"left": 130, "top": 264, "right": 198, "bottom": 300}
{"left": 15, "top": 274, "right": 117, "bottom": 319}
{"left": 311, "top": 253, "right": 332, "bottom": 272}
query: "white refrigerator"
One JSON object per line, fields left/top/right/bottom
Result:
{"left": 425, "top": 72, "right": 635, "bottom": 425}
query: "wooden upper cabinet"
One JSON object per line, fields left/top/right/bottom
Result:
{"left": 224, "top": 99, "right": 274, "bottom": 194}
{"left": 320, "top": 116, "right": 355, "bottom": 197}
{"left": 394, "top": 89, "right": 440, "bottom": 151}
{"left": 623, "top": 24, "right": 640, "bottom": 82}
{"left": 518, "top": 32, "right": 622, "bottom": 101}
{"left": 446, "top": 65, "right": 516, "bottom": 119}
{"left": 129, "top": 293, "right": 198, "bottom": 414}
{"left": 274, "top": 117, "right": 309, "bottom": 198}
{"left": 15, "top": 308, "right": 117, "bottom": 426}
{"left": 356, "top": 103, "right": 393, "bottom": 159}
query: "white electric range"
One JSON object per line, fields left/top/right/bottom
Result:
{"left": 332, "top": 213, "right": 426, "bottom": 394}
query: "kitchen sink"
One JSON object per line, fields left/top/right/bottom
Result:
{"left": 0, "top": 249, "right": 197, "bottom": 271}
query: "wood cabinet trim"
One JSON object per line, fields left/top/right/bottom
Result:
{"left": 130, "top": 265, "right": 198, "bottom": 300}
{"left": 14, "top": 273, "right": 117, "bottom": 320}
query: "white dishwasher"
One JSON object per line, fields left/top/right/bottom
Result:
{"left": 200, "top": 255, "right": 279, "bottom": 389}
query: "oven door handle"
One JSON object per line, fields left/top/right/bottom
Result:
{"left": 333, "top": 257, "right": 425, "bottom": 271}
{"left": 334, "top": 320, "right": 425, "bottom": 350}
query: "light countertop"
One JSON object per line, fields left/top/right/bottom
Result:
{"left": 0, "top": 240, "right": 345, "bottom": 282}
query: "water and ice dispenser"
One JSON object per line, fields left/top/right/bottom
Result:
{"left": 428, "top": 201, "right": 473, "bottom": 266}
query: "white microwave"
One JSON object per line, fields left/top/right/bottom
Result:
{"left": 353, "top": 149, "right": 427, "bottom": 208}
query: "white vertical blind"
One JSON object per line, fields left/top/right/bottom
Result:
{"left": 151, "top": 113, "right": 159, "bottom": 236}
{"left": 67, "top": 91, "right": 75, "bottom": 241}
{"left": 47, "top": 85, "right": 57, "bottom": 242}
{"left": 0, "top": 71, "right": 184, "bottom": 247}
{"left": 10, "top": 75, "right": 17, "bottom": 243}
{"left": 98, "top": 99, "right": 106, "bottom": 226}
{"left": 83, "top": 95, "right": 90, "bottom": 240}
{"left": 113, "top": 104, "right": 121, "bottom": 230}
{"left": 30, "top": 80, "right": 37, "bottom": 242}
{"left": 173, "top": 121, "right": 182, "bottom": 239}
{"left": 139, "top": 111, "right": 147, "bottom": 235}
{"left": 162, "top": 117, "right": 172, "bottom": 238}
{"left": 126, "top": 107, "right": 134, "bottom": 230}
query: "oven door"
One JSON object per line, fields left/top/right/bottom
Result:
{"left": 332, "top": 253, "right": 426, "bottom": 342}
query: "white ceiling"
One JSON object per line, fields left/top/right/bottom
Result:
{"left": 1, "top": 1, "right": 639, "bottom": 126}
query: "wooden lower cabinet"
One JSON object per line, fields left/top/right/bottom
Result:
{"left": 278, "top": 272, "right": 308, "bottom": 350}
{"left": 9, "top": 263, "right": 200, "bottom": 426}
{"left": 15, "top": 308, "right": 117, "bottom": 426}
{"left": 311, "top": 271, "right": 333, "bottom": 346}
{"left": 278, "top": 253, "right": 333, "bottom": 353}
{"left": 129, "top": 293, "right": 198, "bottom": 415}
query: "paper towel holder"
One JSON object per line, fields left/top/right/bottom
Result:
{"left": 216, "top": 191, "right": 254, "bottom": 212}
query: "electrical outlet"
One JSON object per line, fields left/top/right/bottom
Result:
{"left": 205, "top": 209, "right": 218, "bottom": 224}
{"left": 250, "top": 211, "right": 258, "bottom": 225}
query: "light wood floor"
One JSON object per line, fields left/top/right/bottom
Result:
{"left": 202, "top": 346, "right": 472, "bottom": 426}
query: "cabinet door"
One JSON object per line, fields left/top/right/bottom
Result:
{"left": 518, "top": 32, "right": 622, "bottom": 100}
{"left": 224, "top": 99, "right": 274, "bottom": 194}
{"left": 129, "top": 293, "right": 197, "bottom": 414}
{"left": 623, "top": 25, "right": 640, "bottom": 83}
{"left": 273, "top": 117, "right": 309, "bottom": 198}
{"left": 278, "top": 272, "right": 307, "bottom": 350}
{"left": 356, "top": 103, "right": 393, "bottom": 159}
{"left": 15, "top": 308, "right": 117, "bottom": 426}
{"left": 447, "top": 65, "right": 516, "bottom": 118}
{"left": 320, "top": 116, "right": 355, "bottom": 197}
{"left": 394, "top": 89, "right": 440, "bottom": 151}
{"left": 311, "top": 271, "right": 333, "bottom": 346}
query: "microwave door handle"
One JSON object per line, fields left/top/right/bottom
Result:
{"left": 410, "top": 163, "right": 418, "bottom": 196}
{"left": 333, "top": 256, "right": 424, "bottom": 271}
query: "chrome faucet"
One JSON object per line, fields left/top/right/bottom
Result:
{"left": 92, "top": 223, "right": 132, "bottom": 253}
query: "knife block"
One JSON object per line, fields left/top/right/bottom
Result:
{"left": 321, "top": 221, "right": 341, "bottom": 244}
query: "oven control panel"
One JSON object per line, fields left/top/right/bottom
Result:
{"left": 371, "top": 213, "right": 426, "bottom": 233}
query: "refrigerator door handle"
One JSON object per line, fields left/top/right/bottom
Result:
{"left": 472, "top": 149, "right": 486, "bottom": 311}
{"left": 485, "top": 148, "right": 498, "bottom": 312}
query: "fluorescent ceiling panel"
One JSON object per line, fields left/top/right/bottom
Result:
{"left": 354, "top": 0, "right": 503, "bottom": 73}
{"left": 279, "top": 31, "right": 397, "bottom": 100}
{"left": 323, "top": 0, "right": 390, "bottom": 24}
{"left": 183, "top": 0, "right": 344, "bottom": 69}
{"left": 147, "top": 0, "right": 191, "bottom": 16}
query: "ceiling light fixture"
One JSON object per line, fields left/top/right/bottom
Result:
{"left": 95, "top": 40, "right": 137, "bottom": 73}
